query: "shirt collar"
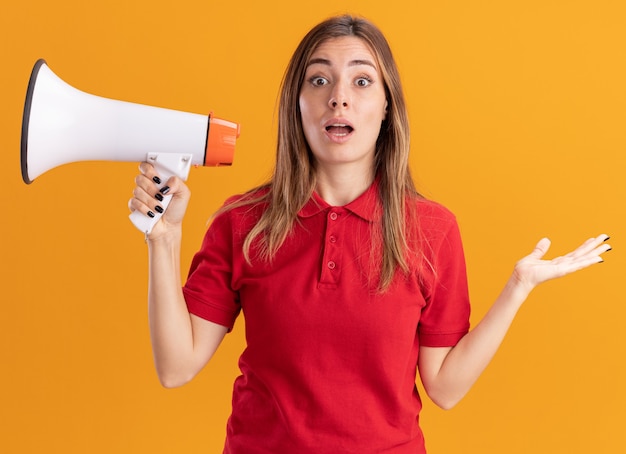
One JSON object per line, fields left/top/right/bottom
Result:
{"left": 297, "top": 177, "right": 382, "bottom": 222}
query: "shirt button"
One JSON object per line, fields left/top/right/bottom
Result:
{"left": 329, "top": 235, "right": 337, "bottom": 243}
{"left": 329, "top": 212, "right": 338, "bottom": 221}
{"left": 327, "top": 261, "right": 336, "bottom": 270}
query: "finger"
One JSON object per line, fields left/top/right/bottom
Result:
{"left": 138, "top": 161, "right": 164, "bottom": 186}
{"left": 569, "top": 234, "right": 611, "bottom": 259}
{"left": 128, "top": 197, "right": 153, "bottom": 217}
{"left": 134, "top": 171, "right": 166, "bottom": 201}
{"left": 128, "top": 195, "right": 154, "bottom": 217}
{"left": 560, "top": 239, "right": 611, "bottom": 272}
{"left": 131, "top": 172, "right": 165, "bottom": 217}
{"left": 132, "top": 184, "right": 165, "bottom": 219}
{"left": 586, "top": 241, "right": 612, "bottom": 261}
{"left": 528, "top": 237, "right": 551, "bottom": 260}
{"left": 561, "top": 253, "right": 606, "bottom": 274}
{"left": 157, "top": 176, "right": 188, "bottom": 200}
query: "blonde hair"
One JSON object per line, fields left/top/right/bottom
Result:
{"left": 220, "top": 14, "right": 422, "bottom": 291}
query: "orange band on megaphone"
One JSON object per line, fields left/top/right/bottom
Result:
{"left": 205, "top": 114, "right": 240, "bottom": 166}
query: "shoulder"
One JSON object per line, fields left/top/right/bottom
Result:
{"left": 406, "top": 196, "right": 465, "bottom": 261}
{"left": 209, "top": 186, "right": 270, "bottom": 234}
{"left": 223, "top": 185, "right": 270, "bottom": 209}
{"left": 410, "top": 197, "right": 459, "bottom": 232}
{"left": 407, "top": 198, "right": 467, "bottom": 291}
{"left": 219, "top": 186, "right": 270, "bottom": 216}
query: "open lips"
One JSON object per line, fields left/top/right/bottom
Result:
{"left": 325, "top": 123, "right": 354, "bottom": 136}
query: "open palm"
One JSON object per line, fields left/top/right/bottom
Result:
{"left": 513, "top": 234, "right": 611, "bottom": 292}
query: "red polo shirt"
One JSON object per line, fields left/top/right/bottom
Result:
{"left": 183, "top": 181, "right": 471, "bottom": 454}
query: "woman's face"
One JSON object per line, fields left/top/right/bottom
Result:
{"left": 299, "top": 36, "right": 388, "bottom": 176}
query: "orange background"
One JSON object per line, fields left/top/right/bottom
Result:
{"left": 1, "top": 1, "right": 624, "bottom": 453}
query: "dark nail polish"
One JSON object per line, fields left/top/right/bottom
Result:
{"left": 155, "top": 193, "right": 164, "bottom": 202}
{"left": 154, "top": 205, "right": 164, "bottom": 214}
{"left": 160, "top": 186, "right": 170, "bottom": 195}
{"left": 153, "top": 176, "right": 161, "bottom": 185}
{"left": 147, "top": 211, "right": 155, "bottom": 218}
{"left": 604, "top": 236, "right": 611, "bottom": 242}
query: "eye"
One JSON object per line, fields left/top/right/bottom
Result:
{"left": 355, "top": 76, "right": 373, "bottom": 87}
{"left": 309, "top": 76, "right": 329, "bottom": 87}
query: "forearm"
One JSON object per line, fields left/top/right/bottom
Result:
{"left": 423, "top": 276, "right": 531, "bottom": 408}
{"left": 420, "top": 234, "right": 609, "bottom": 409}
{"left": 146, "top": 228, "right": 197, "bottom": 385}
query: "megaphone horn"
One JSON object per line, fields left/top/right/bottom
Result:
{"left": 21, "top": 59, "right": 240, "bottom": 234}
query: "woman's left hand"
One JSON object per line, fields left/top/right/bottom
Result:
{"left": 512, "top": 234, "right": 611, "bottom": 293}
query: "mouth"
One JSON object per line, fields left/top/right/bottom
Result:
{"left": 325, "top": 123, "right": 354, "bottom": 137}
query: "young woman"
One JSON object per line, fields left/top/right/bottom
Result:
{"left": 129, "top": 14, "right": 610, "bottom": 454}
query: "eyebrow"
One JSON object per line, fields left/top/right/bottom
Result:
{"left": 306, "top": 57, "right": 377, "bottom": 69}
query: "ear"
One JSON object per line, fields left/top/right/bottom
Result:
{"left": 383, "top": 99, "right": 389, "bottom": 119}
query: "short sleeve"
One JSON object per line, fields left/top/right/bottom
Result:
{"left": 417, "top": 213, "right": 471, "bottom": 347}
{"left": 183, "top": 209, "right": 241, "bottom": 331}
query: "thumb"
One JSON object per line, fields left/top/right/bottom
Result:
{"left": 528, "top": 237, "right": 551, "bottom": 260}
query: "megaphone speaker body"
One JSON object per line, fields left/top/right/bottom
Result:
{"left": 21, "top": 59, "right": 240, "bottom": 233}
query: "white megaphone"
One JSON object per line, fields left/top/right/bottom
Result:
{"left": 21, "top": 59, "right": 240, "bottom": 234}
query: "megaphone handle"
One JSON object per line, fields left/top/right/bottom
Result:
{"left": 129, "top": 153, "right": 193, "bottom": 235}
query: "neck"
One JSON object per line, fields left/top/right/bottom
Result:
{"left": 314, "top": 165, "right": 375, "bottom": 206}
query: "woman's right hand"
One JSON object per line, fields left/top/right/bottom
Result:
{"left": 128, "top": 161, "right": 191, "bottom": 239}
{"left": 129, "top": 161, "right": 226, "bottom": 387}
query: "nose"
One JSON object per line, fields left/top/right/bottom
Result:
{"left": 328, "top": 98, "right": 348, "bottom": 109}
{"left": 328, "top": 84, "right": 349, "bottom": 109}
{"left": 329, "top": 98, "right": 348, "bottom": 108}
